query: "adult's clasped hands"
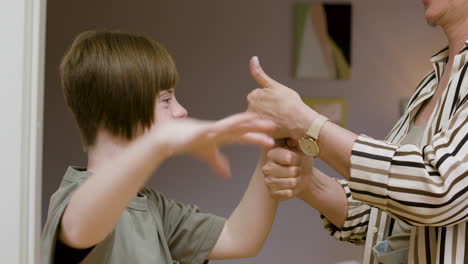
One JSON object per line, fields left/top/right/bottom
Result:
{"left": 247, "top": 56, "right": 318, "bottom": 201}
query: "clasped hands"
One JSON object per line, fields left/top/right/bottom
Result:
{"left": 246, "top": 56, "right": 324, "bottom": 201}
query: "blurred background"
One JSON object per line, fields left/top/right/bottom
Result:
{"left": 42, "top": 0, "right": 445, "bottom": 263}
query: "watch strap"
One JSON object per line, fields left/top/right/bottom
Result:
{"left": 306, "top": 114, "right": 328, "bottom": 140}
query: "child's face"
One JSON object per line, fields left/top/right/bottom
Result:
{"left": 154, "top": 88, "right": 188, "bottom": 125}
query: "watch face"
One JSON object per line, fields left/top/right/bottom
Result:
{"left": 299, "top": 138, "right": 319, "bottom": 157}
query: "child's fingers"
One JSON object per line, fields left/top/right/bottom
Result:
{"left": 212, "top": 112, "right": 276, "bottom": 136}
{"left": 202, "top": 149, "right": 231, "bottom": 181}
{"left": 223, "top": 132, "right": 274, "bottom": 148}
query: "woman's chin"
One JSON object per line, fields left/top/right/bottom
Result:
{"left": 425, "top": 12, "right": 440, "bottom": 27}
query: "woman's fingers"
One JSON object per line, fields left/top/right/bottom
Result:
{"left": 264, "top": 176, "right": 302, "bottom": 201}
{"left": 269, "top": 190, "right": 296, "bottom": 201}
{"left": 262, "top": 147, "right": 309, "bottom": 201}
{"left": 262, "top": 161, "right": 300, "bottom": 178}
{"left": 263, "top": 160, "right": 302, "bottom": 201}
{"left": 266, "top": 147, "right": 302, "bottom": 166}
{"left": 264, "top": 176, "right": 300, "bottom": 191}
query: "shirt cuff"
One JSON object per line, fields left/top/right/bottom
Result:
{"left": 320, "top": 179, "right": 370, "bottom": 245}
{"left": 348, "top": 135, "right": 398, "bottom": 211}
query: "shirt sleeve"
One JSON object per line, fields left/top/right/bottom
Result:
{"left": 41, "top": 181, "right": 99, "bottom": 264}
{"left": 154, "top": 192, "right": 226, "bottom": 264}
{"left": 41, "top": 182, "right": 85, "bottom": 264}
{"left": 320, "top": 179, "right": 371, "bottom": 245}
{"left": 348, "top": 102, "right": 468, "bottom": 227}
{"left": 54, "top": 239, "right": 94, "bottom": 263}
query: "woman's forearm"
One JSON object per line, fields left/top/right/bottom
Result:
{"left": 316, "top": 121, "right": 358, "bottom": 180}
{"left": 298, "top": 168, "right": 348, "bottom": 229}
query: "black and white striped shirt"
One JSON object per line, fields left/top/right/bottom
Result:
{"left": 321, "top": 44, "right": 468, "bottom": 264}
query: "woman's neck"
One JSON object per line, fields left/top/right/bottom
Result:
{"left": 442, "top": 16, "right": 468, "bottom": 60}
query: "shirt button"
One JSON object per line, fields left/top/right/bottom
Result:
{"left": 371, "top": 226, "right": 379, "bottom": 233}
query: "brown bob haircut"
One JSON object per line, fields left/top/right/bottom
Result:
{"left": 60, "top": 31, "right": 178, "bottom": 148}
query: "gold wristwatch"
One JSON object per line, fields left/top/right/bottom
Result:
{"left": 298, "top": 114, "right": 328, "bottom": 157}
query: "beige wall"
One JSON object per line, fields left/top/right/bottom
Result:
{"left": 42, "top": 0, "right": 445, "bottom": 263}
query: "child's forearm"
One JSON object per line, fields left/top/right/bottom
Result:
{"left": 59, "top": 133, "right": 169, "bottom": 249}
{"left": 208, "top": 150, "right": 278, "bottom": 259}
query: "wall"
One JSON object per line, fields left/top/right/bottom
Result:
{"left": 42, "top": 0, "right": 445, "bottom": 263}
{"left": 0, "top": 0, "right": 45, "bottom": 262}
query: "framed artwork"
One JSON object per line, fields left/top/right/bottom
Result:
{"left": 294, "top": 3, "right": 352, "bottom": 80}
{"left": 302, "top": 98, "right": 347, "bottom": 127}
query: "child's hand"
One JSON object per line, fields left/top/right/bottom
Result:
{"left": 153, "top": 112, "right": 275, "bottom": 179}
{"left": 262, "top": 145, "right": 313, "bottom": 201}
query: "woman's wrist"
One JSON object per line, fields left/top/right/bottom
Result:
{"left": 291, "top": 104, "right": 319, "bottom": 141}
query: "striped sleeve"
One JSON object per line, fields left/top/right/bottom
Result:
{"left": 320, "top": 179, "right": 371, "bottom": 245}
{"left": 348, "top": 103, "right": 468, "bottom": 227}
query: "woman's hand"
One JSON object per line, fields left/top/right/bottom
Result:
{"left": 247, "top": 56, "right": 318, "bottom": 140}
{"left": 262, "top": 141, "right": 348, "bottom": 228}
{"left": 262, "top": 144, "right": 313, "bottom": 200}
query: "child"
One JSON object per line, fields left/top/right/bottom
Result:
{"left": 41, "top": 31, "right": 278, "bottom": 264}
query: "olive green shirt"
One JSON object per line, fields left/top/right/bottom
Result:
{"left": 42, "top": 167, "right": 226, "bottom": 264}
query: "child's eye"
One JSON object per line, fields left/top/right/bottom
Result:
{"left": 162, "top": 98, "right": 171, "bottom": 103}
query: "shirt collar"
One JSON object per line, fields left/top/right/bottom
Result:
{"left": 430, "top": 40, "right": 468, "bottom": 63}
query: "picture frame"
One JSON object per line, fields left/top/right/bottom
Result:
{"left": 302, "top": 98, "right": 347, "bottom": 127}
{"left": 294, "top": 3, "right": 352, "bottom": 80}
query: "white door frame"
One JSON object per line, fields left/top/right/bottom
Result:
{"left": 0, "top": 0, "right": 46, "bottom": 263}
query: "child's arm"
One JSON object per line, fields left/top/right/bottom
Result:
{"left": 208, "top": 149, "right": 278, "bottom": 259}
{"left": 59, "top": 113, "right": 274, "bottom": 249}
{"left": 59, "top": 129, "right": 168, "bottom": 249}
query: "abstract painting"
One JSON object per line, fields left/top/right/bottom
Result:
{"left": 294, "top": 3, "right": 352, "bottom": 80}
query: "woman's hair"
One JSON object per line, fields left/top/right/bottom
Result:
{"left": 60, "top": 30, "right": 178, "bottom": 147}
